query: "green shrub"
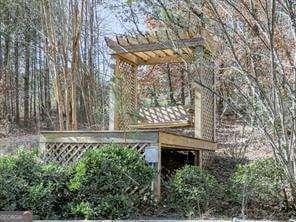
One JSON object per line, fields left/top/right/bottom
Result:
{"left": 0, "top": 150, "right": 73, "bottom": 219}
{"left": 203, "top": 155, "right": 248, "bottom": 216}
{"left": 165, "top": 165, "right": 221, "bottom": 218}
{"left": 231, "top": 158, "right": 286, "bottom": 216}
{"left": 67, "top": 144, "right": 154, "bottom": 219}
{"left": 205, "top": 154, "right": 248, "bottom": 183}
{"left": 0, "top": 150, "right": 41, "bottom": 211}
{"left": 26, "top": 164, "right": 73, "bottom": 219}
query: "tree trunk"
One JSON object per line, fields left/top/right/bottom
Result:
{"left": 24, "top": 34, "right": 30, "bottom": 126}
{"left": 3, "top": 34, "right": 11, "bottom": 118}
{"left": 14, "top": 36, "right": 20, "bottom": 124}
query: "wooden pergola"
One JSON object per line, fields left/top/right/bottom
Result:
{"left": 106, "top": 27, "right": 216, "bottom": 140}
{"left": 105, "top": 27, "right": 217, "bottom": 196}
{"left": 105, "top": 26, "right": 214, "bottom": 65}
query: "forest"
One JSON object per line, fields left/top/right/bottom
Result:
{"left": 0, "top": 0, "right": 296, "bottom": 220}
{"left": 0, "top": 0, "right": 111, "bottom": 131}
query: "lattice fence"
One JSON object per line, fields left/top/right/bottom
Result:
{"left": 114, "top": 58, "right": 137, "bottom": 130}
{"left": 137, "top": 105, "right": 192, "bottom": 125}
{"left": 43, "top": 142, "right": 150, "bottom": 164}
{"left": 201, "top": 60, "right": 215, "bottom": 141}
{"left": 202, "top": 150, "right": 215, "bottom": 168}
{"left": 192, "top": 55, "right": 215, "bottom": 141}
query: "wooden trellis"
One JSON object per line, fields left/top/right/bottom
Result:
{"left": 130, "top": 105, "right": 193, "bottom": 129}
{"left": 43, "top": 142, "right": 149, "bottom": 164}
{"left": 107, "top": 27, "right": 216, "bottom": 142}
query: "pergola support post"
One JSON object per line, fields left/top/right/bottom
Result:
{"left": 194, "top": 150, "right": 203, "bottom": 168}
{"left": 192, "top": 45, "right": 205, "bottom": 139}
{"left": 111, "top": 56, "right": 138, "bottom": 130}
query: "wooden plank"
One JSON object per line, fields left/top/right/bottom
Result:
{"left": 106, "top": 37, "right": 204, "bottom": 54}
{"left": 116, "top": 52, "right": 194, "bottom": 65}
{"left": 40, "top": 131, "right": 159, "bottom": 144}
{"left": 129, "top": 121, "right": 192, "bottom": 129}
{"left": 115, "top": 53, "right": 144, "bottom": 66}
{"left": 133, "top": 52, "right": 151, "bottom": 60}
{"left": 163, "top": 49, "right": 175, "bottom": 56}
{"left": 159, "top": 131, "right": 217, "bottom": 151}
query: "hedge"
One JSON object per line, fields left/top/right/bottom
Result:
{"left": 0, "top": 145, "right": 154, "bottom": 220}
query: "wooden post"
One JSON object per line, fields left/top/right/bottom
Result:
{"left": 109, "top": 78, "right": 115, "bottom": 131}
{"left": 199, "top": 150, "right": 203, "bottom": 168}
{"left": 194, "top": 150, "right": 203, "bottom": 168}
{"left": 194, "top": 88, "right": 202, "bottom": 138}
{"left": 112, "top": 56, "right": 138, "bottom": 130}
{"left": 144, "top": 144, "right": 161, "bottom": 200}
{"left": 213, "top": 60, "right": 218, "bottom": 141}
{"left": 156, "top": 145, "right": 161, "bottom": 199}
{"left": 113, "top": 56, "right": 121, "bottom": 130}
{"left": 192, "top": 45, "right": 205, "bottom": 139}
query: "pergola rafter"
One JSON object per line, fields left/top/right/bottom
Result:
{"left": 105, "top": 27, "right": 213, "bottom": 66}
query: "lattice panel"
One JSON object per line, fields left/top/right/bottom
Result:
{"left": 43, "top": 142, "right": 150, "bottom": 164}
{"left": 201, "top": 61, "right": 215, "bottom": 141}
{"left": 191, "top": 50, "right": 215, "bottom": 141}
{"left": 137, "top": 105, "right": 192, "bottom": 124}
{"left": 202, "top": 150, "right": 215, "bottom": 168}
{"left": 114, "top": 59, "right": 137, "bottom": 130}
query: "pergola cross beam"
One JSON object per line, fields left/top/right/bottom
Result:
{"left": 105, "top": 27, "right": 212, "bottom": 66}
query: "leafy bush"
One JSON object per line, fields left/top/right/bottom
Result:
{"left": 231, "top": 158, "right": 286, "bottom": 217}
{"left": 205, "top": 154, "right": 248, "bottom": 184}
{"left": 203, "top": 154, "right": 249, "bottom": 216}
{"left": 67, "top": 144, "right": 154, "bottom": 219}
{"left": 0, "top": 150, "right": 73, "bottom": 219}
{"left": 0, "top": 150, "right": 41, "bottom": 211}
{"left": 165, "top": 165, "right": 221, "bottom": 218}
{"left": 26, "top": 164, "right": 73, "bottom": 219}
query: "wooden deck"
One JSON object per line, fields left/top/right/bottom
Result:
{"left": 40, "top": 130, "right": 217, "bottom": 153}
{"left": 40, "top": 130, "right": 217, "bottom": 198}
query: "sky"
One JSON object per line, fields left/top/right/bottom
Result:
{"left": 100, "top": 1, "right": 147, "bottom": 37}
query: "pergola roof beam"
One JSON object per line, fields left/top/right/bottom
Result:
{"left": 106, "top": 37, "right": 204, "bottom": 54}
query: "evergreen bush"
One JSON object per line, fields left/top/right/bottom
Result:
{"left": 67, "top": 144, "right": 154, "bottom": 219}
{"left": 165, "top": 165, "right": 222, "bottom": 218}
{"left": 0, "top": 150, "right": 72, "bottom": 219}
{"left": 231, "top": 158, "right": 286, "bottom": 211}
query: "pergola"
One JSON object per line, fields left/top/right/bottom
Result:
{"left": 106, "top": 26, "right": 216, "bottom": 141}
{"left": 105, "top": 27, "right": 211, "bottom": 65}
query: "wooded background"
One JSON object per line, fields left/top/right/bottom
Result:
{"left": 0, "top": 0, "right": 111, "bottom": 131}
